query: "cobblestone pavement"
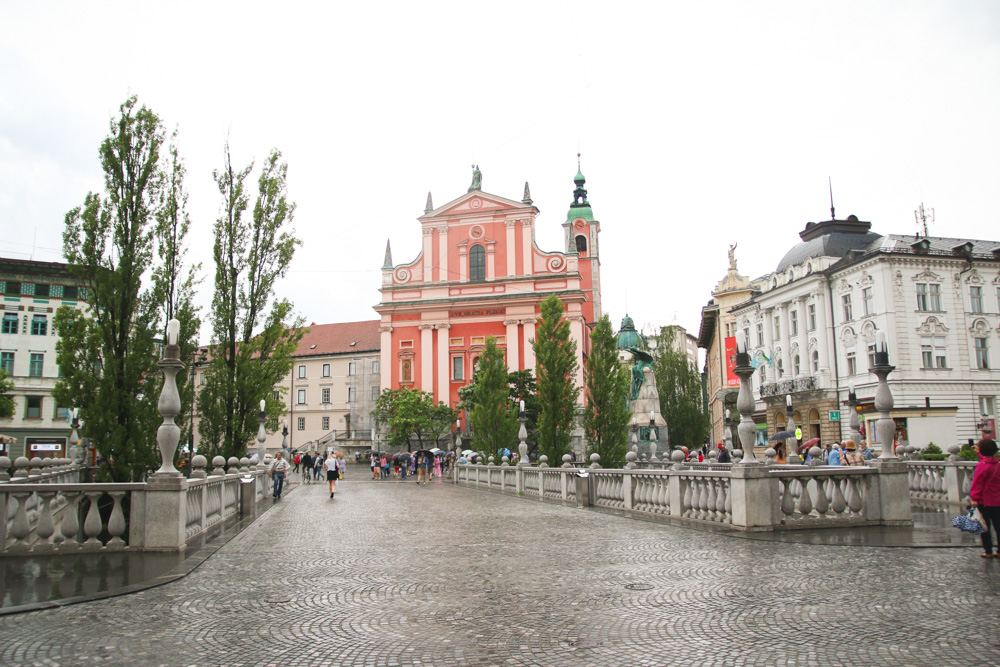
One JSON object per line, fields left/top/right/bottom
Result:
{"left": 1, "top": 472, "right": 999, "bottom": 666}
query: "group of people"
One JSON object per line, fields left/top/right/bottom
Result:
{"left": 270, "top": 450, "right": 346, "bottom": 499}
{"left": 367, "top": 451, "right": 450, "bottom": 484}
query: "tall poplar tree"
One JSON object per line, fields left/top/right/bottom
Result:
{"left": 197, "top": 144, "right": 302, "bottom": 460}
{"left": 584, "top": 315, "right": 631, "bottom": 468}
{"left": 531, "top": 295, "right": 579, "bottom": 463}
{"left": 468, "top": 337, "right": 519, "bottom": 462}
{"left": 54, "top": 95, "right": 165, "bottom": 481}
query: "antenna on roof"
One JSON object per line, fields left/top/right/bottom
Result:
{"left": 915, "top": 203, "right": 933, "bottom": 237}
{"left": 828, "top": 177, "right": 835, "bottom": 220}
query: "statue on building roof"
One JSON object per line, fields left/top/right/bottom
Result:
{"left": 468, "top": 164, "right": 482, "bottom": 192}
{"left": 728, "top": 243, "right": 738, "bottom": 271}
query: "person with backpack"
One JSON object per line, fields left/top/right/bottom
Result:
{"left": 301, "top": 451, "right": 314, "bottom": 483}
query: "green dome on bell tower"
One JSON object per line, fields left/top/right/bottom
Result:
{"left": 566, "top": 153, "right": 595, "bottom": 223}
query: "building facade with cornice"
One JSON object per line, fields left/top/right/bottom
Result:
{"left": 374, "top": 165, "right": 603, "bottom": 431}
{"left": 728, "top": 214, "right": 1000, "bottom": 450}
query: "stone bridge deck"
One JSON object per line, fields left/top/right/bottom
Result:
{"left": 1, "top": 475, "right": 998, "bottom": 666}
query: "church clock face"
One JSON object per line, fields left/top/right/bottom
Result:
{"left": 574, "top": 220, "right": 586, "bottom": 229}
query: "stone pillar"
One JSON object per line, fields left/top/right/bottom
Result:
{"left": 729, "top": 464, "right": 779, "bottom": 530}
{"left": 420, "top": 323, "right": 434, "bottom": 392}
{"left": 437, "top": 225, "right": 448, "bottom": 282}
{"left": 521, "top": 218, "right": 533, "bottom": 276}
{"left": 505, "top": 319, "right": 520, "bottom": 372}
{"left": 436, "top": 323, "right": 450, "bottom": 405}
{"left": 762, "top": 307, "right": 775, "bottom": 383}
{"left": 522, "top": 318, "right": 537, "bottom": 369}
{"left": 379, "top": 325, "right": 392, "bottom": 393}
{"left": 796, "top": 296, "right": 809, "bottom": 377}
{"left": 486, "top": 240, "right": 496, "bottom": 281}
{"left": 505, "top": 219, "right": 517, "bottom": 276}
{"left": 422, "top": 226, "right": 433, "bottom": 282}
{"left": 778, "top": 302, "right": 791, "bottom": 380}
{"left": 814, "top": 291, "right": 830, "bottom": 373}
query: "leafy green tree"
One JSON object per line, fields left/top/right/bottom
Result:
{"left": 153, "top": 128, "right": 201, "bottom": 453}
{"left": 0, "top": 369, "right": 14, "bottom": 418}
{"left": 584, "top": 315, "right": 631, "bottom": 468}
{"left": 651, "top": 325, "right": 707, "bottom": 450}
{"left": 532, "top": 295, "right": 579, "bottom": 463}
{"left": 458, "top": 367, "right": 540, "bottom": 457}
{"left": 467, "top": 337, "right": 519, "bottom": 462}
{"left": 54, "top": 95, "right": 165, "bottom": 482}
{"left": 197, "top": 144, "right": 302, "bottom": 460}
{"left": 372, "top": 387, "right": 458, "bottom": 452}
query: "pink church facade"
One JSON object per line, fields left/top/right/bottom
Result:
{"left": 374, "top": 166, "right": 603, "bottom": 421}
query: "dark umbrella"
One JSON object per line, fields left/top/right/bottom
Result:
{"left": 769, "top": 431, "right": 796, "bottom": 441}
{"left": 393, "top": 452, "right": 411, "bottom": 462}
{"left": 413, "top": 449, "right": 434, "bottom": 458}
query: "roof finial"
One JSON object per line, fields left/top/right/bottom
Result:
{"left": 522, "top": 181, "right": 532, "bottom": 205}
{"left": 828, "top": 176, "right": 835, "bottom": 220}
{"left": 424, "top": 192, "right": 433, "bottom": 214}
{"left": 577, "top": 152, "right": 581, "bottom": 170}
{"left": 382, "top": 239, "right": 393, "bottom": 270}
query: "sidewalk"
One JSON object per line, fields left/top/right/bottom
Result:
{"left": 0, "top": 476, "right": 997, "bottom": 666}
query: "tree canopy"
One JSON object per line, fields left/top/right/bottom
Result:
{"left": 532, "top": 295, "right": 580, "bottom": 463}
{"left": 372, "top": 387, "right": 458, "bottom": 452}
{"left": 584, "top": 315, "right": 631, "bottom": 468}
{"left": 651, "top": 325, "right": 708, "bottom": 450}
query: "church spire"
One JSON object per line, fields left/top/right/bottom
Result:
{"left": 522, "top": 181, "right": 532, "bottom": 205}
{"left": 571, "top": 153, "right": 589, "bottom": 208}
{"left": 382, "top": 239, "right": 393, "bottom": 269}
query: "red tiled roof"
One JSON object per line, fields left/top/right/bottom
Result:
{"left": 293, "top": 320, "right": 381, "bottom": 357}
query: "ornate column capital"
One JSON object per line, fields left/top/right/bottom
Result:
{"left": 435, "top": 323, "right": 451, "bottom": 330}
{"left": 504, "top": 219, "right": 518, "bottom": 229}
{"left": 503, "top": 319, "right": 520, "bottom": 327}
{"left": 378, "top": 325, "right": 393, "bottom": 334}
{"left": 418, "top": 323, "right": 435, "bottom": 331}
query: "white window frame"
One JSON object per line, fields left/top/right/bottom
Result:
{"left": 846, "top": 351, "right": 857, "bottom": 376}
{"left": 298, "top": 365, "right": 306, "bottom": 379}
{"left": 790, "top": 311, "right": 798, "bottom": 336}
{"left": 929, "top": 283, "right": 942, "bottom": 311}
{"left": 452, "top": 356, "right": 464, "bottom": 381}
{"left": 807, "top": 304, "right": 816, "bottom": 332}
{"left": 322, "top": 416, "right": 330, "bottom": 430}
{"left": 980, "top": 396, "right": 996, "bottom": 417}
{"left": 347, "top": 387, "right": 356, "bottom": 403}
{"left": 348, "top": 361, "right": 357, "bottom": 376}
{"left": 372, "top": 360, "right": 380, "bottom": 374}
{"left": 862, "top": 287, "right": 873, "bottom": 317}
{"left": 975, "top": 337, "right": 990, "bottom": 370}
{"left": 297, "top": 417, "right": 305, "bottom": 431}
{"left": 297, "top": 389, "right": 306, "bottom": 404}
{"left": 322, "top": 363, "right": 331, "bottom": 377}
{"left": 971, "top": 286, "right": 984, "bottom": 314}
{"left": 321, "top": 388, "right": 331, "bottom": 403}
{"left": 842, "top": 294, "right": 853, "bottom": 322}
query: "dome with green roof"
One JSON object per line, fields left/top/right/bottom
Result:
{"left": 616, "top": 315, "right": 642, "bottom": 350}
{"left": 566, "top": 154, "right": 595, "bottom": 223}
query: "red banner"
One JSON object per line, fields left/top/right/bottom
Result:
{"left": 724, "top": 336, "right": 739, "bottom": 387}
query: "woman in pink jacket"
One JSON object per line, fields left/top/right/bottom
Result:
{"left": 970, "top": 438, "right": 1000, "bottom": 559}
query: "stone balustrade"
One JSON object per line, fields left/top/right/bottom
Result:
{"left": 455, "top": 457, "right": 912, "bottom": 532}
{"left": 905, "top": 459, "right": 976, "bottom": 508}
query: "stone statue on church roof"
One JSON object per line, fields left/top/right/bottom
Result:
{"left": 728, "top": 243, "right": 738, "bottom": 271}
{"left": 468, "top": 164, "right": 482, "bottom": 192}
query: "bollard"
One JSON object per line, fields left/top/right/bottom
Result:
{"left": 575, "top": 471, "right": 591, "bottom": 507}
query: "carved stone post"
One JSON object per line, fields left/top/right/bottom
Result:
{"left": 733, "top": 343, "right": 760, "bottom": 465}
{"left": 872, "top": 332, "right": 897, "bottom": 460}
{"left": 847, "top": 384, "right": 862, "bottom": 444}
{"left": 785, "top": 395, "right": 802, "bottom": 465}
{"left": 154, "top": 321, "right": 183, "bottom": 477}
{"left": 256, "top": 409, "right": 269, "bottom": 470}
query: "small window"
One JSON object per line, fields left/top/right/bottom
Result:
{"left": 773, "top": 317, "right": 781, "bottom": 340}
{"left": 846, "top": 351, "right": 857, "bottom": 376}
{"left": 55, "top": 405, "right": 70, "bottom": 420}
{"left": 297, "top": 417, "right": 305, "bottom": 431}
{"left": 62, "top": 285, "right": 79, "bottom": 300}
{"left": 2, "top": 313, "right": 17, "bottom": 334}
{"left": 322, "top": 416, "right": 330, "bottom": 430}
{"left": 453, "top": 356, "right": 464, "bottom": 381}
{"left": 811, "top": 350, "right": 819, "bottom": 373}
{"left": 348, "top": 361, "right": 357, "bottom": 376}
{"left": 347, "top": 387, "right": 356, "bottom": 403}
{"left": 297, "top": 389, "right": 306, "bottom": 404}
{"left": 841, "top": 294, "right": 853, "bottom": 322}
{"left": 322, "top": 388, "right": 331, "bottom": 403}
{"left": 862, "top": 287, "right": 873, "bottom": 317}
{"left": 469, "top": 244, "right": 486, "bottom": 281}
{"left": 975, "top": 337, "right": 990, "bottom": 370}
{"left": 756, "top": 323, "right": 763, "bottom": 347}
{"left": 929, "top": 284, "right": 942, "bottom": 311}
{"left": 4, "top": 282, "right": 21, "bottom": 296}
{"left": 980, "top": 396, "right": 996, "bottom": 417}
{"left": 807, "top": 304, "right": 816, "bottom": 331}
{"left": 298, "top": 365, "right": 306, "bottom": 379}
{"left": 793, "top": 354, "right": 800, "bottom": 376}
{"left": 26, "top": 396, "right": 42, "bottom": 419}
{"left": 29, "top": 353, "right": 43, "bottom": 377}
{"left": 200, "top": 373, "right": 205, "bottom": 385}
{"left": 916, "top": 283, "right": 928, "bottom": 311}
{"left": 575, "top": 235, "right": 587, "bottom": 253}
{"left": 322, "top": 363, "right": 330, "bottom": 377}
{"left": 372, "top": 360, "right": 380, "bottom": 374}
{"left": 371, "top": 386, "right": 379, "bottom": 401}
{"left": 34, "top": 284, "right": 50, "bottom": 298}
{"left": 867, "top": 344, "right": 877, "bottom": 371}
{"left": 0, "top": 351, "right": 13, "bottom": 374}
{"left": 31, "top": 314, "right": 47, "bottom": 336}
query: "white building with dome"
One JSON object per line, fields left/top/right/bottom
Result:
{"left": 727, "top": 214, "right": 1000, "bottom": 450}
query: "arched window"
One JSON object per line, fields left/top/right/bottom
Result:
{"left": 469, "top": 244, "right": 485, "bottom": 281}
{"left": 811, "top": 350, "right": 819, "bottom": 373}
{"left": 575, "top": 235, "right": 587, "bottom": 253}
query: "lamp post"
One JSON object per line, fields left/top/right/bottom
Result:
{"left": 872, "top": 331, "right": 898, "bottom": 459}
{"left": 785, "top": 393, "right": 802, "bottom": 464}
{"left": 69, "top": 408, "right": 81, "bottom": 463}
{"left": 733, "top": 333, "right": 760, "bottom": 464}
{"left": 153, "top": 319, "right": 183, "bottom": 477}
{"left": 847, "top": 382, "right": 862, "bottom": 444}
{"left": 648, "top": 410, "right": 659, "bottom": 462}
{"left": 723, "top": 409, "right": 733, "bottom": 451}
{"left": 256, "top": 402, "right": 268, "bottom": 468}
{"left": 517, "top": 400, "right": 528, "bottom": 467}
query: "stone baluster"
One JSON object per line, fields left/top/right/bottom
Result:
{"left": 82, "top": 492, "right": 104, "bottom": 548}
{"left": 706, "top": 479, "right": 718, "bottom": 521}
{"left": 947, "top": 444, "right": 961, "bottom": 462}
{"left": 488, "top": 455, "right": 495, "bottom": 467}
{"left": 0, "top": 455, "right": 10, "bottom": 482}
{"left": 211, "top": 456, "right": 226, "bottom": 477}
{"left": 190, "top": 455, "right": 207, "bottom": 479}
{"left": 154, "top": 319, "right": 184, "bottom": 477}
{"left": 589, "top": 453, "right": 601, "bottom": 469}
{"left": 238, "top": 457, "right": 250, "bottom": 473}
{"left": 780, "top": 478, "right": 795, "bottom": 518}
{"left": 9, "top": 492, "right": 32, "bottom": 551}
{"left": 813, "top": 476, "right": 830, "bottom": 516}
{"left": 561, "top": 454, "right": 573, "bottom": 468}
{"left": 28, "top": 457, "right": 43, "bottom": 479}
{"left": 764, "top": 448, "right": 776, "bottom": 466}
{"left": 846, "top": 477, "right": 864, "bottom": 516}
{"left": 33, "top": 490, "right": 57, "bottom": 551}
{"left": 539, "top": 455, "right": 548, "bottom": 468}
{"left": 501, "top": 456, "right": 510, "bottom": 467}
{"left": 61, "top": 491, "right": 82, "bottom": 548}
{"left": 107, "top": 492, "right": 127, "bottom": 546}
{"left": 797, "top": 479, "right": 813, "bottom": 517}
{"left": 625, "top": 451, "right": 638, "bottom": 470}
{"left": 226, "top": 457, "right": 240, "bottom": 474}
{"left": 12, "top": 457, "right": 29, "bottom": 480}
{"left": 831, "top": 477, "right": 847, "bottom": 515}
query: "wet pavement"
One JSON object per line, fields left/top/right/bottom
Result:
{"left": 0, "top": 473, "right": 998, "bottom": 666}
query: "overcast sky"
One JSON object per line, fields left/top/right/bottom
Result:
{"left": 2, "top": 1, "right": 998, "bottom": 345}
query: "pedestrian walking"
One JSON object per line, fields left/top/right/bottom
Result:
{"left": 828, "top": 443, "right": 842, "bottom": 466}
{"left": 269, "top": 452, "right": 290, "bottom": 499}
{"left": 301, "top": 451, "right": 314, "bottom": 483}
{"left": 337, "top": 452, "right": 346, "bottom": 481}
{"left": 293, "top": 453, "right": 301, "bottom": 473}
{"left": 433, "top": 453, "right": 442, "bottom": 479}
{"left": 314, "top": 452, "right": 324, "bottom": 481}
{"left": 717, "top": 443, "right": 731, "bottom": 463}
{"left": 970, "top": 438, "right": 1000, "bottom": 559}
{"left": 774, "top": 442, "right": 787, "bottom": 465}
{"left": 324, "top": 452, "right": 339, "bottom": 498}
{"left": 371, "top": 453, "right": 379, "bottom": 480}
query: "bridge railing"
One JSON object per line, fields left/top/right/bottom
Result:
{"left": 455, "top": 459, "right": 911, "bottom": 532}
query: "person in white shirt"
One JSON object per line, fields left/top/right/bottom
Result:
{"left": 324, "top": 453, "right": 340, "bottom": 498}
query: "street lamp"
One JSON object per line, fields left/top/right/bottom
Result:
{"left": 732, "top": 333, "right": 760, "bottom": 464}
{"left": 872, "top": 330, "right": 898, "bottom": 459}
{"left": 517, "top": 400, "right": 528, "bottom": 467}
{"left": 724, "top": 408, "right": 733, "bottom": 451}
{"left": 785, "top": 393, "right": 802, "bottom": 464}
{"left": 847, "top": 382, "right": 861, "bottom": 444}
